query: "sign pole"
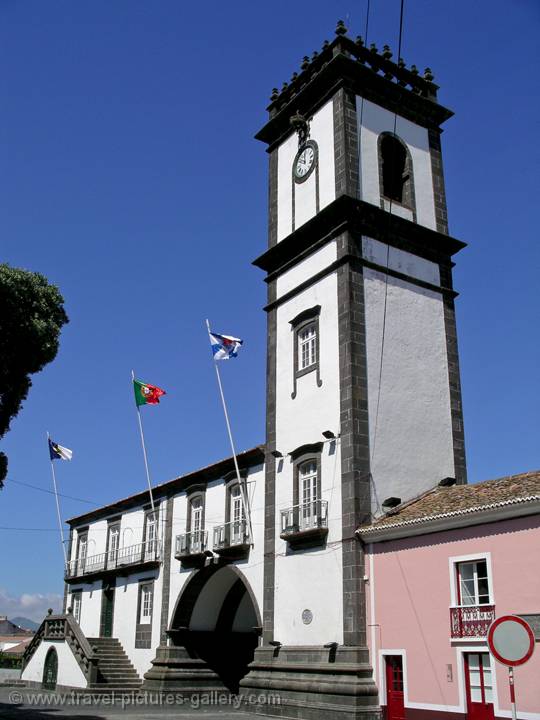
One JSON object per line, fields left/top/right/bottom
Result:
{"left": 508, "top": 667, "right": 517, "bottom": 720}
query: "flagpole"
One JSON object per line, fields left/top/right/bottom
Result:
{"left": 132, "top": 370, "right": 156, "bottom": 516}
{"left": 47, "top": 432, "right": 67, "bottom": 566}
{"left": 206, "top": 320, "right": 253, "bottom": 545}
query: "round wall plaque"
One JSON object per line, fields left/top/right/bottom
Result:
{"left": 302, "top": 609, "right": 313, "bottom": 625}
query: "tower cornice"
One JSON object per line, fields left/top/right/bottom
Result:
{"left": 252, "top": 195, "right": 465, "bottom": 277}
{"left": 256, "top": 27, "right": 453, "bottom": 150}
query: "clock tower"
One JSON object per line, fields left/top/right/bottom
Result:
{"left": 241, "top": 20, "right": 466, "bottom": 719}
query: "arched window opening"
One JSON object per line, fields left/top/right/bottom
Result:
{"left": 380, "top": 134, "right": 409, "bottom": 204}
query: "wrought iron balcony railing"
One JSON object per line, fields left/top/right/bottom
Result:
{"left": 65, "top": 540, "right": 161, "bottom": 580}
{"left": 213, "top": 519, "right": 249, "bottom": 551}
{"left": 175, "top": 530, "right": 208, "bottom": 558}
{"left": 450, "top": 604, "right": 496, "bottom": 638}
{"left": 280, "top": 500, "right": 328, "bottom": 534}
{"left": 280, "top": 500, "right": 328, "bottom": 548}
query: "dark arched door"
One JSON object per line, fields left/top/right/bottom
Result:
{"left": 169, "top": 565, "right": 261, "bottom": 692}
{"left": 42, "top": 647, "right": 58, "bottom": 690}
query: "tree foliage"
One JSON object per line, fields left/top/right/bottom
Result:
{"left": 0, "top": 264, "right": 69, "bottom": 486}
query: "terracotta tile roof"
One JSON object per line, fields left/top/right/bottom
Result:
{"left": 359, "top": 470, "right": 540, "bottom": 535}
{"left": 2, "top": 640, "right": 32, "bottom": 655}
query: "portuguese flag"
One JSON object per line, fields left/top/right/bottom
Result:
{"left": 133, "top": 379, "right": 166, "bottom": 407}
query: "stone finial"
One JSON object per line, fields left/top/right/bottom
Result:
{"left": 282, "top": 81, "right": 288, "bottom": 91}
{"left": 301, "top": 56, "right": 310, "bottom": 70}
{"left": 369, "top": 43, "right": 378, "bottom": 54}
{"left": 47, "top": 608, "right": 53, "bottom": 616}
{"left": 291, "top": 72, "right": 298, "bottom": 82}
{"left": 397, "top": 58, "right": 406, "bottom": 69}
{"left": 335, "top": 19, "right": 347, "bottom": 36}
{"left": 322, "top": 39, "right": 330, "bottom": 50}
{"left": 270, "top": 88, "right": 279, "bottom": 101}
{"left": 410, "top": 64, "right": 419, "bottom": 75}
{"left": 355, "top": 35, "right": 364, "bottom": 47}
{"left": 423, "top": 67, "right": 434, "bottom": 82}
{"left": 311, "top": 50, "right": 319, "bottom": 61}
{"left": 67, "top": 606, "right": 73, "bottom": 615}
{"left": 382, "top": 45, "right": 393, "bottom": 60}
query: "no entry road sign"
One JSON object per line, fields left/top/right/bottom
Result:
{"left": 488, "top": 615, "right": 535, "bottom": 666}
{"left": 487, "top": 615, "right": 535, "bottom": 720}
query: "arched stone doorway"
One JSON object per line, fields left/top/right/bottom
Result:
{"left": 42, "top": 647, "right": 58, "bottom": 690}
{"left": 168, "top": 564, "right": 261, "bottom": 692}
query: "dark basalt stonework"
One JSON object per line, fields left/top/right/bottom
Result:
{"left": 142, "top": 645, "right": 226, "bottom": 693}
{"left": 240, "top": 645, "right": 381, "bottom": 719}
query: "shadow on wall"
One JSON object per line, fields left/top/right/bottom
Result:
{"left": 0, "top": 697, "right": 106, "bottom": 720}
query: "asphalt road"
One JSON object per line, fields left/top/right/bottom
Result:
{"left": 0, "top": 686, "right": 270, "bottom": 719}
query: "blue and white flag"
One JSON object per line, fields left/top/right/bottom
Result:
{"left": 49, "top": 438, "right": 73, "bottom": 461}
{"left": 209, "top": 331, "right": 243, "bottom": 360}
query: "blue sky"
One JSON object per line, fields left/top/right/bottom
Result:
{"left": 1, "top": 1, "right": 539, "bottom": 620}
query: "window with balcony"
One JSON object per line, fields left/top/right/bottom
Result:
{"left": 76, "top": 532, "right": 88, "bottom": 574}
{"left": 176, "top": 488, "right": 208, "bottom": 564}
{"left": 450, "top": 556, "right": 495, "bottom": 638}
{"left": 281, "top": 445, "right": 328, "bottom": 549}
{"left": 106, "top": 523, "right": 120, "bottom": 568}
{"left": 290, "top": 305, "right": 322, "bottom": 399}
{"left": 143, "top": 509, "right": 159, "bottom": 561}
{"left": 213, "top": 477, "right": 250, "bottom": 559}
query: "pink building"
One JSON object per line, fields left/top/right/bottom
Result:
{"left": 358, "top": 471, "right": 540, "bottom": 720}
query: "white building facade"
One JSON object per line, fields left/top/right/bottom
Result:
{"left": 23, "top": 21, "right": 467, "bottom": 720}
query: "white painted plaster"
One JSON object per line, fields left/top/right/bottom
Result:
{"left": 274, "top": 272, "right": 343, "bottom": 644}
{"left": 277, "top": 99, "right": 335, "bottom": 242}
{"left": 22, "top": 640, "right": 87, "bottom": 688}
{"left": 362, "top": 236, "right": 440, "bottom": 286}
{"left": 276, "top": 241, "right": 337, "bottom": 299}
{"left": 357, "top": 97, "right": 437, "bottom": 230}
{"left": 363, "top": 263, "right": 454, "bottom": 511}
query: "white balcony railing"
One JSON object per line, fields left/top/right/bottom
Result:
{"left": 175, "top": 530, "right": 208, "bottom": 557}
{"left": 65, "top": 540, "right": 161, "bottom": 579}
{"left": 280, "top": 500, "right": 328, "bottom": 535}
{"left": 213, "top": 519, "right": 249, "bottom": 550}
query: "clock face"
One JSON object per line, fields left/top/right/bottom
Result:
{"left": 294, "top": 144, "right": 316, "bottom": 181}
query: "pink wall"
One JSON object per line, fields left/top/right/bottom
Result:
{"left": 367, "top": 514, "right": 540, "bottom": 717}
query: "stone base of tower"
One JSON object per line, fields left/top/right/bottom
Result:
{"left": 141, "top": 645, "right": 227, "bottom": 693}
{"left": 240, "top": 645, "right": 381, "bottom": 720}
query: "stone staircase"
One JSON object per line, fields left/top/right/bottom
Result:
{"left": 86, "top": 637, "right": 141, "bottom": 692}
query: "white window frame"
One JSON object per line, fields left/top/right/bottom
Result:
{"left": 448, "top": 552, "right": 494, "bottom": 608}
{"left": 139, "top": 583, "right": 153, "bottom": 625}
{"left": 378, "top": 649, "right": 409, "bottom": 710}
{"left": 108, "top": 525, "right": 120, "bottom": 564}
{"left": 454, "top": 646, "right": 505, "bottom": 717}
{"left": 298, "top": 322, "right": 317, "bottom": 371}
{"left": 72, "top": 592, "right": 82, "bottom": 624}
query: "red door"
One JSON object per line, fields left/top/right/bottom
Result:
{"left": 464, "top": 653, "right": 495, "bottom": 720}
{"left": 385, "top": 656, "right": 405, "bottom": 720}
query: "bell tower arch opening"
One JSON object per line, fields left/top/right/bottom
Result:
{"left": 168, "top": 565, "right": 261, "bottom": 692}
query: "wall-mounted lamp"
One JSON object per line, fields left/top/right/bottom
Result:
{"left": 438, "top": 476, "right": 457, "bottom": 487}
{"left": 382, "top": 496, "right": 401, "bottom": 511}
{"left": 269, "top": 640, "right": 282, "bottom": 647}
{"left": 270, "top": 450, "right": 283, "bottom": 459}
{"left": 322, "top": 430, "right": 336, "bottom": 440}
{"left": 324, "top": 641, "right": 338, "bottom": 649}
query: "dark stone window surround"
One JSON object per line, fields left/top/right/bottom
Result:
{"left": 290, "top": 305, "right": 323, "bottom": 399}
{"left": 377, "top": 131, "right": 417, "bottom": 221}
{"left": 185, "top": 483, "right": 206, "bottom": 536}
{"left": 135, "top": 576, "right": 155, "bottom": 649}
{"left": 142, "top": 503, "right": 160, "bottom": 548}
{"left": 290, "top": 443, "right": 323, "bottom": 509}
{"left": 105, "top": 517, "right": 121, "bottom": 558}
{"left": 223, "top": 470, "right": 249, "bottom": 525}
